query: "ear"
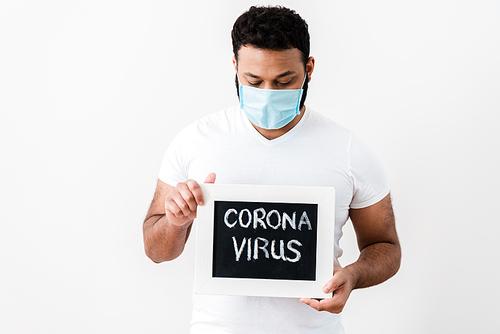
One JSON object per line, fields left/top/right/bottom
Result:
{"left": 232, "top": 56, "right": 238, "bottom": 72}
{"left": 306, "top": 56, "right": 315, "bottom": 82}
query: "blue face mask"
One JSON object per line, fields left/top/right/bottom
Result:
{"left": 238, "top": 75, "right": 305, "bottom": 130}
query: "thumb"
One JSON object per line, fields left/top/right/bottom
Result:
{"left": 323, "top": 271, "right": 345, "bottom": 294}
{"left": 204, "top": 172, "right": 216, "bottom": 184}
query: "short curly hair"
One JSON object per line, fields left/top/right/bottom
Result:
{"left": 231, "top": 6, "right": 310, "bottom": 65}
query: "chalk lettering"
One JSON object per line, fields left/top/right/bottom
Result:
{"left": 271, "top": 239, "right": 287, "bottom": 261}
{"left": 253, "top": 237, "right": 269, "bottom": 260}
{"left": 232, "top": 237, "right": 303, "bottom": 263}
{"left": 298, "top": 211, "right": 312, "bottom": 231}
{"left": 247, "top": 237, "right": 252, "bottom": 261}
{"left": 214, "top": 201, "right": 318, "bottom": 281}
{"left": 239, "top": 209, "right": 252, "bottom": 228}
{"left": 223, "top": 208, "right": 312, "bottom": 231}
{"left": 253, "top": 208, "right": 267, "bottom": 229}
{"left": 266, "top": 209, "right": 281, "bottom": 229}
{"left": 224, "top": 209, "right": 238, "bottom": 228}
{"left": 282, "top": 212, "right": 296, "bottom": 230}
{"left": 286, "top": 240, "right": 302, "bottom": 262}
{"left": 232, "top": 236, "right": 246, "bottom": 261}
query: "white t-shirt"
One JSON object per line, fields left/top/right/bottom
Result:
{"left": 159, "top": 105, "right": 390, "bottom": 333}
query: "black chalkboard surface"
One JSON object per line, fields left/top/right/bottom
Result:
{"left": 212, "top": 200, "right": 318, "bottom": 281}
{"left": 195, "top": 184, "right": 335, "bottom": 299}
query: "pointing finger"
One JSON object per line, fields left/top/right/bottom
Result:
{"left": 186, "top": 180, "right": 205, "bottom": 207}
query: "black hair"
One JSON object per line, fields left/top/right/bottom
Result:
{"left": 231, "top": 6, "right": 310, "bottom": 109}
{"left": 231, "top": 5, "right": 310, "bottom": 64}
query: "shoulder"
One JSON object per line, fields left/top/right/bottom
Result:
{"left": 303, "top": 108, "right": 353, "bottom": 143}
{"left": 303, "top": 108, "right": 383, "bottom": 164}
{"left": 175, "top": 105, "right": 241, "bottom": 140}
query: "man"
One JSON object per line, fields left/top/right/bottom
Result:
{"left": 143, "top": 5, "right": 401, "bottom": 333}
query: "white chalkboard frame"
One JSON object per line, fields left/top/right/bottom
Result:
{"left": 195, "top": 183, "right": 335, "bottom": 299}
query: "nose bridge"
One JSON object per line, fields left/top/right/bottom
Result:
{"left": 262, "top": 81, "right": 275, "bottom": 90}
{"left": 262, "top": 78, "right": 282, "bottom": 90}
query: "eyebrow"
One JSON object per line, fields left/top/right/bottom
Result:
{"left": 243, "top": 70, "right": 296, "bottom": 79}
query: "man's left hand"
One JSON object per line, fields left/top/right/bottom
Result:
{"left": 300, "top": 266, "right": 356, "bottom": 313}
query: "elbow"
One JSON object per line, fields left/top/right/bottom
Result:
{"left": 142, "top": 216, "right": 188, "bottom": 263}
{"left": 144, "top": 245, "right": 166, "bottom": 263}
{"left": 390, "top": 242, "right": 402, "bottom": 278}
{"left": 144, "top": 245, "right": 162, "bottom": 263}
{"left": 146, "top": 251, "right": 165, "bottom": 264}
{"left": 144, "top": 243, "right": 181, "bottom": 263}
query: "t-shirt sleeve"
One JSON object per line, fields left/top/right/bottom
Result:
{"left": 158, "top": 130, "right": 190, "bottom": 187}
{"left": 348, "top": 133, "right": 390, "bottom": 209}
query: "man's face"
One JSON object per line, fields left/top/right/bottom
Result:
{"left": 233, "top": 45, "right": 313, "bottom": 92}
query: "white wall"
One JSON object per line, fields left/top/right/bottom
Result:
{"left": 1, "top": 0, "right": 498, "bottom": 333}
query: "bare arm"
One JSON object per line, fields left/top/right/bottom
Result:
{"left": 301, "top": 194, "right": 401, "bottom": 313}
{"left": 143, "top": 174, "right": 216, "bottom": 263}
{"left": 344, "top": 193, "right": 401, "bottom": 289}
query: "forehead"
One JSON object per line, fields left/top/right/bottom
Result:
{"left": 236, "top": 46, "right": 304, "bottom": 76}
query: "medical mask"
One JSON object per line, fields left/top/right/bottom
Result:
{"left": 238, "top": 75, "right": 306, "bottom": 130}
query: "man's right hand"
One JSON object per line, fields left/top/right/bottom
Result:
{"left": 143, "top": 173, "right": 217, "bottom": 263}
{"left": 164, "top": 173, "right": 217, "bottom": 228}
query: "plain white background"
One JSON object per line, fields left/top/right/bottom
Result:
{"left": 1, "top": 0, "right": 498, "bottom": 333}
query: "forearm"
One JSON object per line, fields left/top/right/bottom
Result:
{"left": 344, "top": 241, "right": 401, "bottom": 290}
{"left": 143, "top": 215, "right": 193, "bottom": 263}
{"left": 301, "top": 195, "right": 401, "bottom": 313}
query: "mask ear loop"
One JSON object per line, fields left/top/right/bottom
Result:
{"left": 295, "top": 72, "right": 307, "bottom": 114}
{"left": 236, "top": 72, "right": 243, "bottom": 86}
{"left": 300, "top": 71, "right": 307, "bottom": 89}
{"left": 236, "top": 72, "right": 245, "bottom": 109}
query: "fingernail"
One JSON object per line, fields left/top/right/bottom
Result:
{"left": 323, "top": 285, "right": 330, "bottom": 293}
{"left": 199, "top": 201, "right": 204, "bottom": 206}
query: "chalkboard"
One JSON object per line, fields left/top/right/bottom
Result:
{"left": 212, "top": 200, "right": 318, "bottom": 281}
{"left": 195, "top": 184, "right": 335, "bottom": 299}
